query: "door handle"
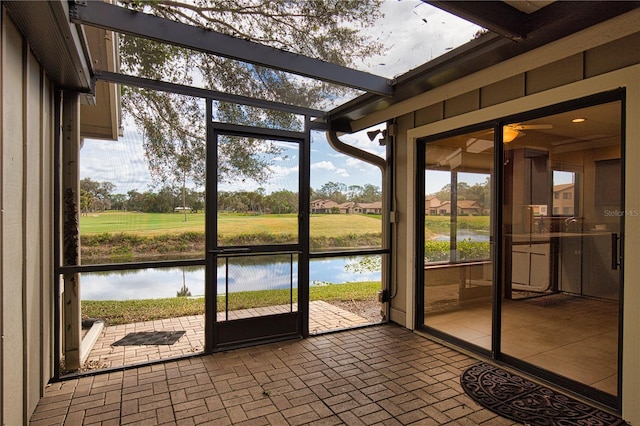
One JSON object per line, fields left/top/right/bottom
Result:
{"left": 611, "top": 233, "right": 620, "bottom": 270}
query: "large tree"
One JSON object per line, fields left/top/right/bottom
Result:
{"left": 118, "top": 1, "right": 385, "bottom": 188}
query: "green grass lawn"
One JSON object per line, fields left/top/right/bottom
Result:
{"left": 82, "top": 281, "right": 380, "bottom": 325}
{"left": 81, "top": 210, "right": 489, "bottom": 237}
{"left": 80, "top": 211, "right": 382, "bottom": 237}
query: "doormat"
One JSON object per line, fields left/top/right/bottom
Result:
{"left": 112, "top": 330, "right": 186, "bottom": 346}
{"left": 461, "top": 363, "right": 627, "bottom": 426}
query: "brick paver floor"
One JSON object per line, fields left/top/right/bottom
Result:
{"left": 84, "top": 301, "right": 375, "bottom": 370}
{"left": 31, "top": 324, "right": 520, "bottom": 425}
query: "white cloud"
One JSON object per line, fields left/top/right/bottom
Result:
{"left": 356, "top": 0, "right": 483, "bottom": 78}
{"left": 310, "top": 161, "right": 350, "bottom": 177}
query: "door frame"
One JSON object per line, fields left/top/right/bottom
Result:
{"left": 204, "top": 116, "right": 310, "bottom": 352}
{"left": 414, "top": 89, "right": 626, "bottom": 409}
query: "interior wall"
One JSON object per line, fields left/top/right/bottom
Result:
{"left": 1, "top": 9, "right": 55, "bottom": 424}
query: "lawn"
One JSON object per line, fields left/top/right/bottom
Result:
{"left": 80, "top": 211, "right": 382, "bottom": 237}
{"left": 82, "top": 281, "right": 380, "bottom": 325}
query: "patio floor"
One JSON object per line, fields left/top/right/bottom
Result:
{"left": 83, "top": 301, "right": 376, "bottom": 370}
{"left": 30, "top": 324, "right": 520, "bottom": 425}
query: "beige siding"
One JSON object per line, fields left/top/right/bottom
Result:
{"left": 585, "top": 33, "right": 640, "bottom": 78}
{"left": 444, "top": 90, "right": 480, "bottom": 118}
{"left": 1, "top": 9, "right": 56, "bottom": 423}
{"left": 2, "top": 13, "right": 26, "bottom": 425}
{"left": 480, "top": 74, "right": 525, "bottom": 108}
{"left": 526, "top": 54, "right": 584, "bottom": 95}
{"left": 414, "top": 103, "right": 443, "bottom": 127}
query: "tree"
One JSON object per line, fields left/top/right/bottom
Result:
{"left": 317, "top": 181, "right": 347, "bottom": 203}
{"left": 430, "top": 178, "right": 491, "bottom": 211}
{"left": 110, "top": 193, "right": 127, "bottom": 210}
{"left": 118, "top": 1, "right": 385, "bottom": 188}
{"left": 80, "top": 178, "right": 115, "bottom": 212}
{"left": 266, "top": 190, "right": 298, "bottom": 214}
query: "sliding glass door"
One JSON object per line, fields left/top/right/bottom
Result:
{"left": 500, "top": 99, "right": 623, "bottom": 405}
{"left": 419, "top": 127, "right": 494, "bottom": 352}
{"left": 418, "top": 92, "right": 624, "bottom": 407}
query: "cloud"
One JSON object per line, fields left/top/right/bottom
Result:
{"left": 356, "top": 0, "right": 483, "bottom": 78}
{"left": 311, "top": 161, "right": 350, "bottom": 178}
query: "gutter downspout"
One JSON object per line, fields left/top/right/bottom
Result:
{"left": 326, "top": 129, "right": 393, "bottom": 320}
{"left": 326, "top": 130, "right": 386, "bottom": 172}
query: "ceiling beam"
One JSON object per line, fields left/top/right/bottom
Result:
{"left": 69, "top": 1, "right": 393, "bottom": 96}
{"left": 426, "top": 1, "right": 530, "bottom": 41}
{"left": 94, "top": 70, "right": 324, "bottom": 117}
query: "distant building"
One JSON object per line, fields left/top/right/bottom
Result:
{"left": 425, "top": 196, "right": 442, "bottom": 215}
{"left": 311, "top": 200, "right": 382, "bottom": 214}
{"left": 310, "top": 199, "right": 339, "bottom": 214}
{"left": 427, "top": 199, "right": 481, "bottom": 215}
{"left": 354, "top": 201, "right": 382, "bottom": 214}
{"left": 553, "top": 183, "right": 575, "bottom": 215}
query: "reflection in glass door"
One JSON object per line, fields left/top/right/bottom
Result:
{"left": 418, "top": 95, "right": 624, "bottom": 408}
{"left": 206, "top": 124, "right": 306, "bottom": 349}
{"left": 501, "top": 99, "right": 622, "bottom": 403}
{"left": 420, "top": 128, "right": 494, "bottom": 351}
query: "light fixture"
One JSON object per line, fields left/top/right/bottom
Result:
{"left": 366, "top": 129, "right": 388, "bottom": 146}
{"left": 367, "top": 129, "right": 382, "bottom": 141}
{"left": 572, "top": 118, "right": 586, "bottom": 123}
{"left": 503, "top": 127, "right": 520, "bottom": 143}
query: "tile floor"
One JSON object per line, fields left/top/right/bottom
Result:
{"left": 31, "top": 324, "right": 521, "bottom": 426}
{"left": 425, "top": 292, "right": 619, "bottom": 395}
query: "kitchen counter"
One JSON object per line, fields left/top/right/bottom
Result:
{"left": 510, "top": 230, "right": 612, "bottom": 243}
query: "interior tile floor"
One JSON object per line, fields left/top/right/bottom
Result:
{"left": 425, "top": 292, "right": 619, "bottom": 395}
{"left": 82, "top": 301, "right": 374, "bottom": 371}
{"left": 32, "top": 324, "right": 522, "bottom": 426}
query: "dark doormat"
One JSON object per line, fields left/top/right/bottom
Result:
{"left": 112, "top": 330, "right": 186, "bottom": 346}
{"left": 461, "top": 363, "right": 627, "bottom": 426}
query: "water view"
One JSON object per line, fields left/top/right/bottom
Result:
{"left": 80, "top": 256, "right": 381, "bottom": 300}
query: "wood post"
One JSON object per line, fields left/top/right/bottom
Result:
{"left": 61, "top": 92, "right": 81, "bottom": 370}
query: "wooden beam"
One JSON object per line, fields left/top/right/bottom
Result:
{"left": 61, "top": 92, "right": 81, "bottom": 370}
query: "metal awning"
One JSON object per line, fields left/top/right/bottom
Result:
{"left": 68, "top": 1, "right": 393, "bottom": 97}
{"left": 8, "top": 0, "right": 638, "bottom": 131}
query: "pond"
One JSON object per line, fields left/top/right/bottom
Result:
{"left": 431, "top": 229, "right": 490, "bottom": 242}
{"left": 80, "top": 255, "right": 381, "bottom": 301}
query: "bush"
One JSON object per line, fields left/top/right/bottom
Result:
{"left": 425, "top": 239, "right": 490, "bottom": 263}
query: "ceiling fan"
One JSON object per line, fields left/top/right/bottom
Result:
{"left": 503, "top": 123, "right": 553, "bottom": 142}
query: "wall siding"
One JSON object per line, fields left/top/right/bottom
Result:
{"left": 1, "top": 9, "right": 55, "bottom": 423}
{"left": 2, "top": 14, "right": 26, "bottom": 425}
{"left": 585, "top": 33, "right": 640, "bottom": 78}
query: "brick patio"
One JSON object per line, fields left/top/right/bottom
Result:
{"left": 83, "top": 301, "right": 376, "bottom": 370}
{"left": 31, "top": 324, "right": 520, "bottom": 425}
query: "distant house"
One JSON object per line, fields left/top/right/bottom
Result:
{"left": 425, "top": 196, "right": 442, "bottom": 215}
{"left": 457, "top": 200, "right": 481, "bottom": 215}
{"left": 338, "top": 202, "right": 355, "bottom": 214}
{"left": 311, "top": 200, "right": 382, "bottom": 214}
{"left": 354, "top": 201, "right": 382, "bottom": 214}
{"left": 553, "top": 183, "right": 575, "bottom": 215}
{"left": 429, "top": 200, "right": 481, "bottom": 215}
{"left": 310, "top": 199, "right": 339, "bottom": 214}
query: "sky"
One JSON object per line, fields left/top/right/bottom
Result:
{"left": 80, "top": 1, "right": 483, "bottom": 197}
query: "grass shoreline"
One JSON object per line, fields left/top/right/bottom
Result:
{"left": 82, "top": 281, "right": 380, "bottom": 326}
